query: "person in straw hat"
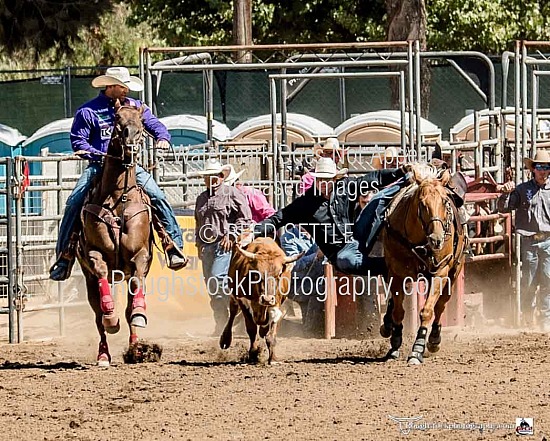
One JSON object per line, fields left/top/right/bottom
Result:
{"left": 498, "top": 149, "right": 550, "bottom": 330}
{"left": 194, "top": 159, "right": 252, "bottom": 333}
{"left": 247, "top": 157, "right": 414, "bottom": 276}
{"left": 298, "top": 137, "right": 347, "bottom": 195}
{"left": 223, "top": 164, "right": 276, "bottom": 222}
{"left": 50, "top": 67, "right": 187, "bottom": 281}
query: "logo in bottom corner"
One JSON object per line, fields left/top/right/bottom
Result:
{"left": 515, "top": 418, "right": 534, "bottom": 436}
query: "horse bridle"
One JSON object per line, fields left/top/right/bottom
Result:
{"left": 110, "top": 105, "right": 144, "bottom": 166}
{"left": 417, "top": 196, "right": 453, "bottom": 239}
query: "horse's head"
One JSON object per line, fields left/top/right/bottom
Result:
{"left": 416, "top": 170, "right": 452, "bottom": 251}
{"left": 111, "top": 100, "right": 145, "bottom": 164}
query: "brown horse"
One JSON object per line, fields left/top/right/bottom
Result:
{"left": 77, "top": 103, "right": 153, "bottom": 367}
{"left": 381, "top": 165, "right": 466, "bottom": 365}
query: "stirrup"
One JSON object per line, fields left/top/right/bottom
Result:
{"left": 165, "top": 244, "right": 189, "bottom": 270}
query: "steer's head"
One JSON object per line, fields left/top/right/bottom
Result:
{"left": 234, "top": 237, "right": 302, "bottom": 324}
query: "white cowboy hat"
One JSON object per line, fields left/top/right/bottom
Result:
{"left": 196, "top": 159, "right": 231, "bottom": 177}
{"left": 310, "top": 157, "right": 348, "bottom": 179}
{"left": 91, "top": 67, "right": 144, "bottom": 92}
{"left": 313, "top": 137, "right": 348, "bottom": 157}
{"left": 224, "top": 164, "right": 246, "bottom": 186}
{"left": 524, "top": 149, "right": 550, "bottom": 170}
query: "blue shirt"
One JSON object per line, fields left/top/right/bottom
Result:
{"left": 498, "top": 178, "right": 550, "bottom": 235}
{"left": 70, "top": 92, "right": 170, "bottom": 162}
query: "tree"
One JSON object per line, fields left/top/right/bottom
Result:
{"left": 0, "top": 3, "right": 164, "bottom": 70}
{"left": 386, "top": 0, "right": 430, "bottom": 116}
{"left": 127, "top": 0, "right": 387, "bottom": 47}
{"left": 0, "top": 0, "right": 114, "bottom": 59}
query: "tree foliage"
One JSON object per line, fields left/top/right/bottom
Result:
{"left": 0, "top": 0, "right": 113, "bottom": 58}
{"left": 128, "top": 0, "right": 387, "bottom": 46}
{"left": 4, "top": 0, "right": 550, "bottom": 69}
{"left": 427, "top": 0, "right": 550, "bottom": 54}
{"left": 0, "top": 4, "right": 164, "bottom": 70}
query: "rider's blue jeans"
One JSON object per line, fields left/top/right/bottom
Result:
{"left": 335, "top": 177, "right": 408, "bottom": 276}
{"left": 55, "top": 162, "right": 183, "bottom": 257}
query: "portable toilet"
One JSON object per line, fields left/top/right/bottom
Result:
{"left": 21, "top": 118, "right": 75, "bottom": 215}
{"left": 22, "top": 118, "right": 74, "bottom": 156}
{"left": 160, "top": 114, "right": 231, "bottom": 147}
{"left": 0, "top": 123, "right": 26, "bottom": 156}
{"left": 0, "top": 123, "right": 27, "bottom": 215}
{"left": 448, "top": 108, "right": 549, "bottom": 142}
{"left": 230, "top": 113, "right": 334, "bottom": 145}
{"left": 335, "top": 110, "right": 442, "bottom": 144}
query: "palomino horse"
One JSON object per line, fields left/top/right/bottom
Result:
{"left": 380, "top": 165, "right": 466, "bottom": 365}
{"left": 77, "top": 102, "right": 153, "bottom": 366}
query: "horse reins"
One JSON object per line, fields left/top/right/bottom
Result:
{"left": 386, "top": 187, "right": 455, "bottom": 275}
{"left": 109, "top": 110, "right": 144, "bottom": 270}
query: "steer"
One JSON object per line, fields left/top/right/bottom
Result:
{"left": 219, "top": 237, "right": 302, "bottom": 364}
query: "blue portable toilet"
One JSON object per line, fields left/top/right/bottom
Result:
{"left": 0, "top": 123, "right": 26, "bottom": 215}
{"left": 160, "top": 114, "right": 231, "bottom": 177}
{"left": 19, "top": 118, "right": 74, "bottom": 215}
{"left": 22, "top": 118, "right": 74, "bottom": 156}
{"left": 160, "top": 114, "right": 231, "bottom": 147}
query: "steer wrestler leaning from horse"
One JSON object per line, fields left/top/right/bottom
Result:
{"left": 245, "top": 156, "right": 467, "bottom": 278}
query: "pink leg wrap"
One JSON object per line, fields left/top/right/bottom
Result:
{"left": 99, "top": 278, "right": 114, "bottom": 314}
{"left": 132, "top": 288, "right": 146, "bottom": 311}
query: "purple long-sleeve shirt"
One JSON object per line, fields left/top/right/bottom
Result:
{"left": 70, "top": 92, "right": 170, "bottom": 162}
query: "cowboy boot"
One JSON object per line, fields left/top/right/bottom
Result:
{"left": 49, "top": 231, "right": 79, "bottom": 281}
{"left": 153, "top": 216, "right": 189, "bottom": 270}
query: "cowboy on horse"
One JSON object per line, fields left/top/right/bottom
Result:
{"left": 49, "top": 67, "right": 188, "bottom": 281}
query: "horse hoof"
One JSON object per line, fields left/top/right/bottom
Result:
{"left": 131, "top": 314, "right": 147, "bottom": 328}
{"left": 103, "top": 316, "right": 120, "bottom": 334}
{"left": 407, "top": 356, "right": 422, "bottom": 366}
{"left": 386, "top": 349, "right": 400, "bottom": 360}
{"left": 97, "top": 354, "right": 110, "bottom": 367}
{"left": 219, "top": 332, "right": 232, "bottom": 350}
{"left": 426, "top": 342, "right": 440, "bottom": 353}
{"left": 380, "top": 324, "right": 392, "bottom": 338}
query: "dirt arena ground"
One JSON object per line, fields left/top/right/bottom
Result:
{"left": 0, "top": 306, "right": 548, "bottom": 441}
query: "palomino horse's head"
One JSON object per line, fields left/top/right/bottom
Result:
{"left": 414, "top": 168, "right": 453, "bottom": 251}
{"left": 110, "top": 100, "right": 145, "bottom": 164}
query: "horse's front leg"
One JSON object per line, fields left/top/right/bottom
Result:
{"left": 426, "top": 277, "right": 453, "bottom": 354}
{"left": 89, "top": 250, "right": 120, "bottom": 334}
{"left": 408, "top": 271, "right": 450, "bottom": 365}
{"left": 127, "top": 248, "right": 150, "bottom": 344}
{"left": 386, "top": 277, "right": 405, "bottom": 360}
{"left": 85, "top": 274, "right": 111, "bottom": 367}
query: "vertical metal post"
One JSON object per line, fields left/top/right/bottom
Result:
{"left": 5, "top": 158, "right": 16, "bottom": 343}
{"left": 339, "top": 66, "right": 347, "bottom": 123}
{"left": 270, "top": 78, "right": 282, "bottom": 209}
{"left": 57, "top": 160, "right": 65, "bottom": 336}
{"left": 474, "top": 111, "right": 482, "bottom": 178}
{"left": 14, "top": 157, "right": 23, "bottom": 342}
{"left": 513, "top": 41, "right": 522, "bottom": 327}
{"left": 144, "top": 50, "right": 157, "bottom": 181}
{"left": 407, "top": 41, "right": 415, "bottom": 158}
{"left": 414, "top": 41, "right": 422, "bottom": 160}
{"left": 205, "top": 69, "right": 214, "bottom": 144}
{"left": 399, "top": 71, "right": 406, "bottom": 153}
{"left": 531, "top": 71, "right": 538, "bottom": 157}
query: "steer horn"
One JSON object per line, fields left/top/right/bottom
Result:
{"left": 283, "top": 252, "right": 305, "bottom": 264}
{"left": 236, "top": 245, "right": 257, "bottom": 261}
